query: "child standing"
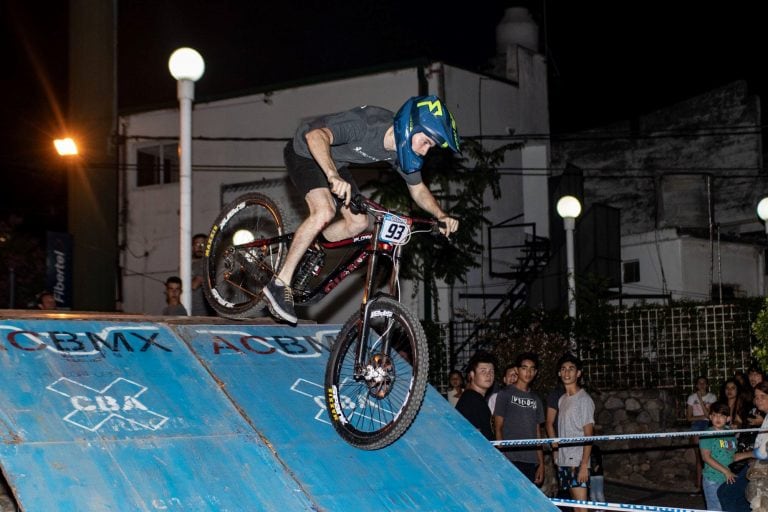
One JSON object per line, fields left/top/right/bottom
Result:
{"left": 699, "top": 401, "right": 753, "bottom": 510}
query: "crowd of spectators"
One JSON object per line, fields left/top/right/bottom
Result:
{"left": 446, "top": 353, "right": 768, "bottom": 511}
{"left": 449, "top": 350, "right": 597, "bottom": 512}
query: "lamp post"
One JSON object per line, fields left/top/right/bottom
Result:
{"left": 757, "top": 197, "right": 768, "bottom": 235}
{"left": 168, "top": 47, "right": 205, "bottom": 314}
{"left": 557, "top": 195, "right": 582, "bottom": 328}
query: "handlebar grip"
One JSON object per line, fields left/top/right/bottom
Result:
{"left": 432, "top": 220, "right": 447, "bottom": 235}
{"left": 349, "top": 194, "right": 366, "bottom": 215}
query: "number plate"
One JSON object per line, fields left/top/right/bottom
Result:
{"left": 379, "top": 214, "right": 411, "bottom": 244}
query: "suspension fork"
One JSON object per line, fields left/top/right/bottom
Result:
{"left": 355, "top": 219, "right": 388, "bottom": 371}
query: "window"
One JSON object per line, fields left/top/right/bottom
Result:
{"left": 711, "top": 284, "right": 739, "bottom": 301}
{"left": 136, "top": 144, "right": 179, "bottom": 187}
{"left": 623, "top": 260, "right": 640, "bottom": 283}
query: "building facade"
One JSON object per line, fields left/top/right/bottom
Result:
{"left": 118, "top": 45, "right": 551, "bottom": 320}
{"left": 551, "top": 80, "right": 768, "bottom": 303}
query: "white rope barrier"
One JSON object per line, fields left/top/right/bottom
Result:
{"left": 550, "top": 497, "right": 708, "bottom": 512}
{"left": 491, "top": 427, "right": 768, "bottom": 448}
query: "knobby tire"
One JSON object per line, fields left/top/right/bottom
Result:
{"left": 203, "top": 193, "right": 286, "bottom": 319}
{"left": 325, "top": 296, "right": 429, "bottom": 450}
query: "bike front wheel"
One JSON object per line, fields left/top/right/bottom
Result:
{"left": 325, "top": 296, "right": 429, "bottom": 450}
{"left": 203, "top": 193, "right": 286, "bottom": 319}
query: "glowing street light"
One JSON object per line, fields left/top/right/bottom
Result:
{"left": 53, "top": 138, "right": 78, "bottom": 156}
{"left": 757, "top": 197, "right": 768, "bottom": 235}
{"left": 557, "top": 195, "right": 582, "bottom": 323}
{"left": 169, "top": 47, "right": 205, "bottom": 314}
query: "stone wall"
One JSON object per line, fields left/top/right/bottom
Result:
{"left": 593, "top": 389, "right": 699, "bottom": 491}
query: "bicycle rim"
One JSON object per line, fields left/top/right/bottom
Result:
{"left": 325, "top": 296, "right": 429, "bottom": 450}
{"left": 203, "top": 193, "right": 285, "bottom": 319}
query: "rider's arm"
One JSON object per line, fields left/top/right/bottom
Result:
{"left": 406, "top": 182, "right": 459, "bottom": 236}
{"left": 305, "top": 127, "right": 352, "bottom": 205}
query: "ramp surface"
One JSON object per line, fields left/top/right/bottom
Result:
{"left": 0, "top": 314, "right": 555, "bottom": 511}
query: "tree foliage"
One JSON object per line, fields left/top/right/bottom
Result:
{"left": 490, "top": 307, "right": 572, "bottom": 392}
{"left": 752, "top": 298, "right": 768, "bottom": 370}
{"left": 363, "top": 139, "right": 523, "bottom": 300}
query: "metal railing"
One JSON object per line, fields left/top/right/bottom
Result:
{"left": 581, "top": 304, "right": 754, "bottom": 390}
{"left": 433, "top": 304, "right": 755, "bottom": 399}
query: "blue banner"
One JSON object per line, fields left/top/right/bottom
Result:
{"left": 46, "top": 231, "right": 73, "bottom": 309}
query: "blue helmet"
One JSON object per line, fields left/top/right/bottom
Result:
{"left": 393, "top": 95, "right": 461, "bottom": 173}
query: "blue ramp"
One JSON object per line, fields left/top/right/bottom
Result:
{"left": 0, "top": 316, "right": 555, "bottom": 511}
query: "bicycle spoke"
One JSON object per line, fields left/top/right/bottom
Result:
{"left": 203, "top": 193, "right": 286, "bottom": 319}
{"left": 325, "top": 297, "right": 428, "bottom": 450}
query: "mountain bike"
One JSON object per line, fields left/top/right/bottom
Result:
{"left": 202, "top": 192, "right": 443, "bottom": 449}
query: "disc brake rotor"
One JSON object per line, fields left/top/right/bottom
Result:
{"left": 364, "top": 353, "right": 394, "bottom": 398}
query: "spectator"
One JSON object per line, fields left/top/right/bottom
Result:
{"left": 488, "top": 365, "right": 518, "bottom": 413}
{"left": 446, "top": 370, "right": 464, "bottom": 407}
{"left": 191, "top": 233, "right": 214, "bottom": 316}
{"left": 749, "top": 365, "right": 765, "bottom": 390}
{"left": 742, "top": 366, "right": 766, "bottom": 453}
{"left": 700, "top": 401, "right": 753, "bottom": 511}
{"left": 688, "top": 376, "right": 717, "bottom": 429}
{"left": 734, "top": 371, "right": 748, "bottom": 391}
{"left": 720, "top": 378, "right": 748, "bottom": 429}
{"left": 493, "top": 352, "right": 545, "bottom": 485}
{"left": 162, "top": 276, "right": 189, "bottom": 316}
{"left": 747, "top": 381, "right": 768, "bottom": 509}
{"left": 554, "top": 353, "right": 595, "bottom": 512}
{"left": 687, "top": 375, "right": 717, "bottom": 492}
{"left": 455, "top": 351, "right": 495, "bottom": 440}
{"left": 35, "top": 290, "right": 56, "bottom": 310}
{"left": 721, "top": 380, "right": 760, "bottom": 512}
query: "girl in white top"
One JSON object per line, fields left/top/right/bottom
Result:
{"left": 687, "top": 376, "right": 717, "bottom": 492}
{"left": 447, "top": 370, "right": 464, "bottom": 407}
{"left": 687, "top": 376, "right": 717, "bottom": 429}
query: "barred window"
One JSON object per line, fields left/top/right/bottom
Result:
{"left": 622, "top": 260, "right": 640, "bottom": 283}
{"left": 136, "top": 144, "right": 179, "bottom": 187}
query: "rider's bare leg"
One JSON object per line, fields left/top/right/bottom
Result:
{"left": 275, "top": 188, "right": 369, "bottom": 287}
{"left": 321, "top": 203, "right": 369, "bottom": 242}
{"left": 274, "top": 188, "right": 337, "bottom": 286}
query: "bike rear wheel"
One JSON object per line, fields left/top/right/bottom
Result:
{"left": 325, "top": 296, "right": 429, "bottom": 450}
{"left": 203, "top": 193, "right": 286, "bottom": 319}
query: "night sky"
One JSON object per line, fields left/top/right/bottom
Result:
{"left": 1, "top": 1, "right": 766, "bottom": 232}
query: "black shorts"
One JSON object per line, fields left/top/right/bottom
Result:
{"left": 284, "top": 141, "right": 359, "bottom": 198}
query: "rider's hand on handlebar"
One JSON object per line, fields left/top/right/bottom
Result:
{"left": 328, "top": 175, "right": 352, "bottom": 206}
{"left": 438, "top": 216, "right": 459, "bottom": 238}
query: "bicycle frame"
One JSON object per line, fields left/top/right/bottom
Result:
{"left": 234, "top": 224, "right": 394, "bottom": 307}
{"left": 233, "top": 196, "right": 434, "bottom": 375}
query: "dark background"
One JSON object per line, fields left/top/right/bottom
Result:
{"left": 1, "top": 1, "right": 766, "bottom": 233}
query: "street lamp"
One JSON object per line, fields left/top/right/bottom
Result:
{"left": 557, "top": 195, "right": 582, "bottom": 325}
{"left": 53, "top": 137, "right": 79, "bottom": 156}
{"left": 169, "top": 47, "right": 205, "bottom": 314}
{"left": 757, "top": 197, "right": 768, "bottom": 235}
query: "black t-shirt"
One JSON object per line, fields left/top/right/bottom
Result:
{"left": 456, "top": 388, "right": 494, "bottom": 440}
{"left": 292, "top": 105, "right": 422, "bottom": 185}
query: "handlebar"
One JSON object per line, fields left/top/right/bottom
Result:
{"left": 350, "top": 194, "right": 444, "bottom": 232}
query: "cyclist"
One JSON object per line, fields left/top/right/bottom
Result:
{"left": 263, "top": 95, "right": 461, "bottom": 324}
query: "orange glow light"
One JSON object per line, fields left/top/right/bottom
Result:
{"left": 53, "top": 138, "right": 78, "bottom": 156}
